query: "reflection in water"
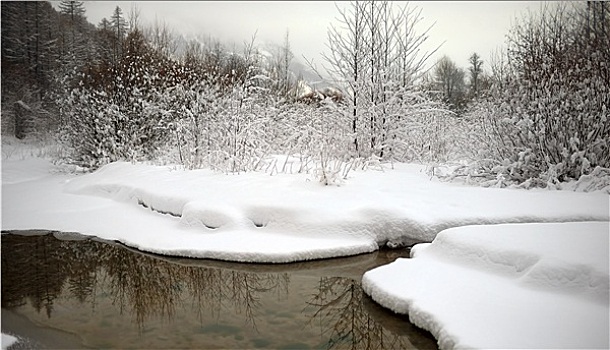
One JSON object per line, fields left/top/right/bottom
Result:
{"left": 305, "top": 277, "right": 417, "bottom": 350}
{"left": 2, "top": 233, "right": 289, "bottom": 331}
{"left": 1, "top": 232, "right": 437, "bottom": 349}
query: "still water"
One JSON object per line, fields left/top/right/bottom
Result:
{"left": 1, "top": 231, "right": 437, "bottom": 349}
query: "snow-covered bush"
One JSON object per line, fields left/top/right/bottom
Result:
{"left": 164, "top": 81, "right": 218, "bottom": 170}
{"left": 382, "top": 88, "right": 453, "bottom": 164}
{"left": 168, "top": 41, "right": 278, "bottom": 173}
{"left": 58, "top": 30, "right": 175, "bottom": 169}
{"left": 320, "top": 1, "right": 452, "bottom": 167}
{"left": 442, "top": 3, "right": 610, "bottom": 189}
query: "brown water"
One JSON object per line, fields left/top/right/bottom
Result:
{"left": 1, "top": 231, "right": 438, "bottom": 349}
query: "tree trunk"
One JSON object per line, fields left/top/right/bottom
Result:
{"left": 14, "top": 101, "right": 30, "bottom": 139}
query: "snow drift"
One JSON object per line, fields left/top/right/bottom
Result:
{"left": 2, "top": 159, "right": 608, "bottom": 262}
{"left": 362, "top": 222, "right": 610, "bottom": 349}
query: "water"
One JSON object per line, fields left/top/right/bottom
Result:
{"left": 1, "top": 231, "right": 437, "bottom": 349}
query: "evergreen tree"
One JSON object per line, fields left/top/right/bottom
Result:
{"left": 1, "top": 1, "right": 61, "bottom": 137}
{"left": 95, "top": 18, "right": 115, "bottom": 64}
{"left": 58, "top": 0, "right": 85, "bottom": 25}
{"left": 58, "top": 0, "right": 87, "bottom": 64}
{"left": 468, "top": 52, "right": 483, "bottom": 100}
{"left": 110, "top": 6, "right": 128, "bottom": 63}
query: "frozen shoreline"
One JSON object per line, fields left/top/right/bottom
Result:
{"left": 362, "top": 222, "right": 610, "bottom": 349}
{"left": 2, "top": 155, "right": 609, "bottom": 349}
{"left": 2, "top": 158, "right": 608, "bottom": 262}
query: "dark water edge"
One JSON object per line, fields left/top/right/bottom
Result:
{"left": 1, "top": 231, "right": 438, "bottom": 350}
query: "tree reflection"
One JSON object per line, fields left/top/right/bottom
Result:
{"left": 102, "top": 248, "right": 183, "bottom": 328}
{"left": 305, "top": 276, "right": 421, "bottom": 350}
{"left": 1, "top": 232, "right": 289, "bottom": 331}
{"left": 2, "top": 234, "right": 72, "bottom": 318}
{"left": 1, "top": 232, "right": 435, "bottom": 349}
{"left": 223, "top": 270, "right": 290, "bottom": 330}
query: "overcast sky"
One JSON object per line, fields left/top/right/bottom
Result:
{"left": 75, "top": 1, "right": 544, "bottom": 72}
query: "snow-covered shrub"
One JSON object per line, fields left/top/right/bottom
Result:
{"left": 441, "top": 3, "right": 610, "bottom": 188}
{"left": 164, "top": 41, "right": 279, "bottom": 173}
{"left": 58, "top": 30, "right": 175, "bottom": 169}
{"left": 164, "top": 81, "right": 218, "bottom": 169}
{"left": 309, "top": 98, "right": 356, "bottom": 184}
{"left": 220, "top": 64, "right": 276, "bottom": 173}
{"left": 569, "top": 166, "right": 610, "bottom": 194}
{"left": 383, "top": 89, "right": 453, "bottom": 164}
{"left": 320, "top": 1, "right": 450, "bottom": 166}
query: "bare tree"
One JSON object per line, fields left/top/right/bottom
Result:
{"left": 322, "top": 0, "right": 442, "bottom": 161}
{"left": 144, "top": 17, "right": 178, "bottom": 57}
{"left": 433, "top": 55, "right": 466, "bottom": 111}
{"left": 128, "top": 2, "right": 140, "bottom": 33}
{"left": 322, "top": 1, "right": 367, "bottom": 155}
{"left": 273, "top": 30, "right": 295, "bottom": 99}
{"left": 488, "top": 46, "right": 509, "bottom": 91}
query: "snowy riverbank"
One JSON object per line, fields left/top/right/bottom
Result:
{"left": 2, "top": 157, "right": 608, "bottom": 262}
{"left": 2, "top": 151, "right": 609, "bottom": 349}
{"left": 1, "top": 333, "right": 17, "bottom": 350}
{"left": 363, "top": 222, "right": 609, "bottom": 349}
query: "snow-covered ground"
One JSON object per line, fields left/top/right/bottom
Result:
{"left": 1, "top": 333, "right": 17, "bottom": 350}
{"left": 2, "top": 154, "right": 607, "bottom": 262}
{"left": 2, "top": 141, "right": 609, "bottom": 349}
{"left": 363, "top": 222, "right": 609, "bottom": 349}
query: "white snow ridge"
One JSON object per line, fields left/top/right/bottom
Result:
{"left": 3, "top": 160, "right": 607, "bottom": 263}
{"left": 362, "top": 222, "right": 609, "bottom": 349}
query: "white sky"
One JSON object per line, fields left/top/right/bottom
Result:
{"left": 70, "top": 1, "right": 544, "bottom": 72}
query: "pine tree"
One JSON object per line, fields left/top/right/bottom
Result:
{"left": 95, "top": 18, "right": 115, "bottom": 64}
{"left": 110, "top": 6, "right": 128, "bottom": 63}
{"left": 1, "top": 1, "right": 61, "bottom": 137}
{"left": 58, "top": 0, "right": 87, "bottom": 63}
{"left": 468, "top": 53, "right": 483, "bottom": 100}
{"left": 58, "top": 0, "right": 85, "bottom": 20}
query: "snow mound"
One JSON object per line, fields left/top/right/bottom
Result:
{"left": 362, "top": 221, "right": 610, "bottom": 349}
{"left": 1, "top": 158, "right": 53, "bottom": 185}
{"left": 3, "top": 159, "right": 609, "bottom": 262}
{"left": 1, "top": 333, "right": 18, "bottom": 350}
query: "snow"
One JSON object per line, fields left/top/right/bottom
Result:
{"left": 2, "top": 151, "right": 609, "bottom": 349}
{"left": 2, "top": 159, "right": 371, "bottom": 262}
{"left": 2, "top": 157, "right": 608, "bottom": 263}
{"left": 362, "top": 222, "right": 609, "bottom": 349}
{"left": 1, "top": 333, "right": 17, "bottom": 350}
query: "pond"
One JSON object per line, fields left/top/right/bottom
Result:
{"left": 1, "top": 231, "right": 437, "bottom": 349}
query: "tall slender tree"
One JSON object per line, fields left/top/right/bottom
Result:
{"left": 468, "top": 52, "right": 483, "bottom": 99}
{"left": 1, "top": 1, "right": 61, "bottom": 137}
{"left": 110, "top": 6, "right": 128, "bottom": 63}
{"left": 322, "top": 1, "right": 366, "bottom": 155}
{"left": 58, "top": 0, "right": 86, "bottom": 62}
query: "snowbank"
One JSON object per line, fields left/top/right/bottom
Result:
{"left": 1, "top": 333, "right": 17, "bottom": 350}
{"left": 2, "top": 159, "right": 608, "bottom": 262}
{"left": 362, "top": 221, "right": 610, "bottom": 349}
